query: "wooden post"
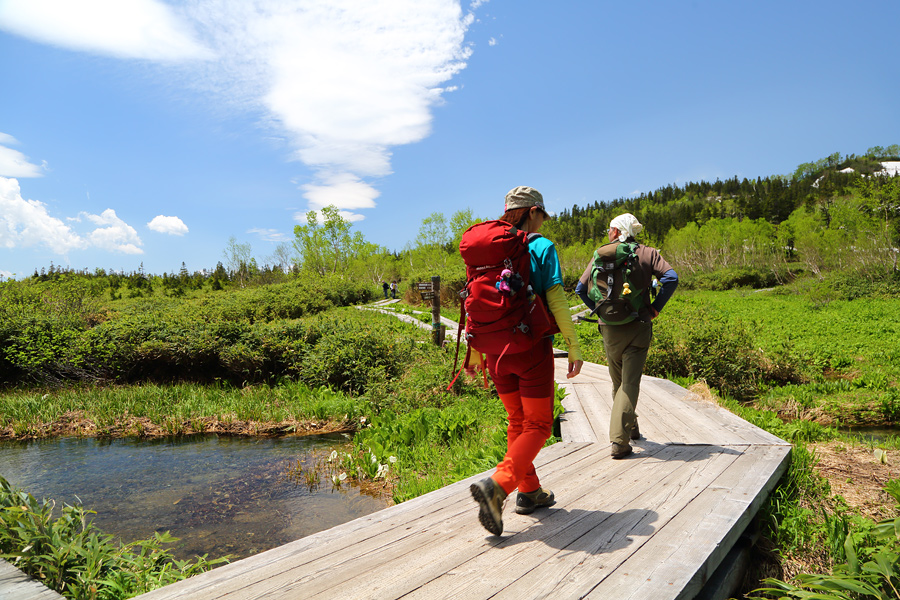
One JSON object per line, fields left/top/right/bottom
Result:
{"left": 431, "top": 276, "right": 444, "bottom": 346}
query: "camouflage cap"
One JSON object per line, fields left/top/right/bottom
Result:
{"left": 504, "top": 186, "right": 551, "bottom": 217}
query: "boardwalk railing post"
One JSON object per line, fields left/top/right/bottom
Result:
{"left": 431, "top": 276, "right": 444, "bottom": 346}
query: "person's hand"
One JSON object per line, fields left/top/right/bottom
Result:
{"left": 567, "top": 360, "right": 583, "bottom": 378}
{"left": 464, "top": 351, "right": 485, "bottom": 378}
{"left": 649, "top": 307, "right": 660, "bottom": 320}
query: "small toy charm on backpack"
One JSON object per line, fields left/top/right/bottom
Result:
{"left": 586, "top": 240, "right": 646, "bottom": 326}
{"left": 495, "top": 267, "right": 525, "bottom": 297}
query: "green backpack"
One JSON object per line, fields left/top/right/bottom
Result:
{"left": 587, "top": 241, "right": 645, "bottom": 325}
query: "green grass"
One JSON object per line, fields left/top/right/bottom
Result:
{"left": 0, "top": 382, "right": 368, "bottom": 435}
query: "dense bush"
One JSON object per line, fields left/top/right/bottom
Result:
{"left": 680, "top": 267, "right": 783, "bottom": 291}
{"left": 577, "top": 300, "right": 806, "bottom": 401}
{"left": 0, "top": 274, "right": 374, "bottom": 387}
{"left": 649, "top": 309, "right": 804, "bottom": 400}
{"left": 291, "top": 312, "right": 421, "bottom": 393}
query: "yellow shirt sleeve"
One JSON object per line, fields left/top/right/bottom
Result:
{"left": 544, "top": 283, "right": 582, "bottom": 363}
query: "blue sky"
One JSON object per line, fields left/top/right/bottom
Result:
{"left": 2, "top": 0, "right": 898, "bottom": 279}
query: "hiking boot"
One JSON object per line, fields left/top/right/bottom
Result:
{"left": 631, "top": 421, "right": 641, "bottom": 440}
{"left": 470, "top": 478, "right": 506, "bottom": 535}
{"left": 611, "top": 442, "right": 633, "bottom": 459}
{"left": 515, "top": 487, "right": 556, "bottom": 515}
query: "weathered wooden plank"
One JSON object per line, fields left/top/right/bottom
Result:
{"left": 588, "top": 444, "right": 791, "bottom": 600}
{"left": 410, "top": 445, "right": 744, "bottom": 600}
{"left": 643, "top": 382, "right": 788, "bottom": 446}
{"left": 239, "top": 443, "right": 616, "bottom": 600}
{"left": 561, "top": 383, "right": 613, "bottom": 445}
{"left": 249, "top": 446, "right": 610, "bottom": 600}
{"left": 636, "top": 381, "right": 751, "bottom": 445}
{"left": 0, "top": 559, "right": 65, "bottom": 600}
{"left": 573, "top": 361, "right": 611, "bottom": 382}
{"left": 558, "top": 382, "right": 599, "bottom": 443}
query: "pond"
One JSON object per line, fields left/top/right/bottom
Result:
{"left": 0, "top": 434, "right": 389, "bottom": 561}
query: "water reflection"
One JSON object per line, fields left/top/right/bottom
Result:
{"left": 839, "top": 426, "right": 900, "bottom": 443}
{"left": 0, "top": 434, "right": 388, "bottom": 560}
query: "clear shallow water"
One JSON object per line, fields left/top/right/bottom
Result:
{"left": 839, "top": 426, "right": 900, "bottom": 443}
{"left": 0, "top": 434, "right": 388, "bottom": 561}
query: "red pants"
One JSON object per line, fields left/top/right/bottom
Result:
{"left": 485, "top": 338, "right": 554, "bottom": 496}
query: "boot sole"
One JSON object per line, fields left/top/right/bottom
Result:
{"left": 470, "top": 482, "right": 503, "bottom": 535}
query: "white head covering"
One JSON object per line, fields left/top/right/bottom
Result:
{"left": 609, "top": 213, "right": 643, "bottom": 242}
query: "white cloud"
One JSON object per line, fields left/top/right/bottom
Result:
{"left": 0, "top": 133, "right": 45, "bottom": 178}
{"left": 184, "top": 0, "right": 478, "bottom": 214}
{"left": 84, "top": 209, "right": 143, "bottom": 254}
{"left": 299, "top": 172, "right": 381, "bottom": 222}
{"left": 1, "top": 177, "right": 144, "bottom": 256}
{"left": 248, "top": 228, "right": 290, "bottom": 242}
{"left": 2, "top": 1, "right": 485, "bottom": 218}
{"left": 0, "top": 176, "right": 84, "bottom": 253}
{"left": 488, "top": 37, "right": 498, "bottom": 46}
{"left": 0, "top": 0, "right": 212, "bottom": 61}
{"left": 148, "top": 215, "right": 189, "bottom": 235}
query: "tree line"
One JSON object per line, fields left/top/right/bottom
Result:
{"left": 14, "top": 146, "right": 900, "bottom": 297}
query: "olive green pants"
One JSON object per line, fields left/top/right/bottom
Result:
{"left": 600, "top": 320, "right": 653, "bottom": 446}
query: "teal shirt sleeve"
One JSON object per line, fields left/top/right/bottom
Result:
{"left": 528, "top": 236, "right": 563, "bottom": 296}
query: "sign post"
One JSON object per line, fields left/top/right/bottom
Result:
{"left": 417, "top": 278, "right": 444, "bottom": 345}
{"left": 430, "top": 276, "right": 444, "bottom": 346}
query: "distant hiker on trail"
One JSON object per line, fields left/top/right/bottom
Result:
{"left": 382, "top": 281, "right": 390, "bottom": 299}
{"left": 576, "top": 213, "right": 678, "bottom": 459}
{"left": 390, "top": 280, "right": 398, "bottom": 299}
{"left": 465, "top": 186, "right": 584, "bottom": 536}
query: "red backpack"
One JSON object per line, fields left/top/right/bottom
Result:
{"left": 449, "top": 220, "right": 558, "bottom": 388}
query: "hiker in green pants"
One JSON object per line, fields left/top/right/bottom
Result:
{"left": 577, "top": 213, "right": 679, "bottom": 458}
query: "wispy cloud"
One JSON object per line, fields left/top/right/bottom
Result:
{"left": 0, "top": 0, "right": 212, "bottom": 61}
{"left": 299, "top": 172, "right": 380, "bottom": 214}
{"left": 186, "top": 0, "right": 478, "bottom": 220}
{"left": 0, "top": 176, "right": 144, "bottom": 255}
{"left": 148, "top": 215, "right": 189, "bottom": 235}
{"left": 0, "top": 133, "right": 46, "bottom": 178}
{"left": 248, "top": 228, "right": 291, "bottom": 242}
{"left": 0, "top": 0, "right": 483, "bottom": 221}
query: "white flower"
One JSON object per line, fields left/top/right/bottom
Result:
{"left": 328, "top": 450, "right": 338, "bottom": 462}
{"left": 388, "top": 456, "right": 398, "bottom": 464}
{"left": 338, "top": 472, "right": 347, "bottom": 481}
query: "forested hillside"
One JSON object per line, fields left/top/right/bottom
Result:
{"left": 543, "top": 147, "right": 900, "bottom": 290}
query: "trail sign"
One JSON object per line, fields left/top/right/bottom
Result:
{"left": 416, "top": 282, "right": 433, "bottom": 291}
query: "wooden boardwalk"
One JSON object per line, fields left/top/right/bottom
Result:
{"left": 0, "top": 558, "right": 64, "bottom": 600}
{"left": 117, "top": 357, "right": 790, "bottom": 600}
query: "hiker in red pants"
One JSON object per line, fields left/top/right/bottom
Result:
{"left": 469, "top": 186, "right": 583, "bottom": 536}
